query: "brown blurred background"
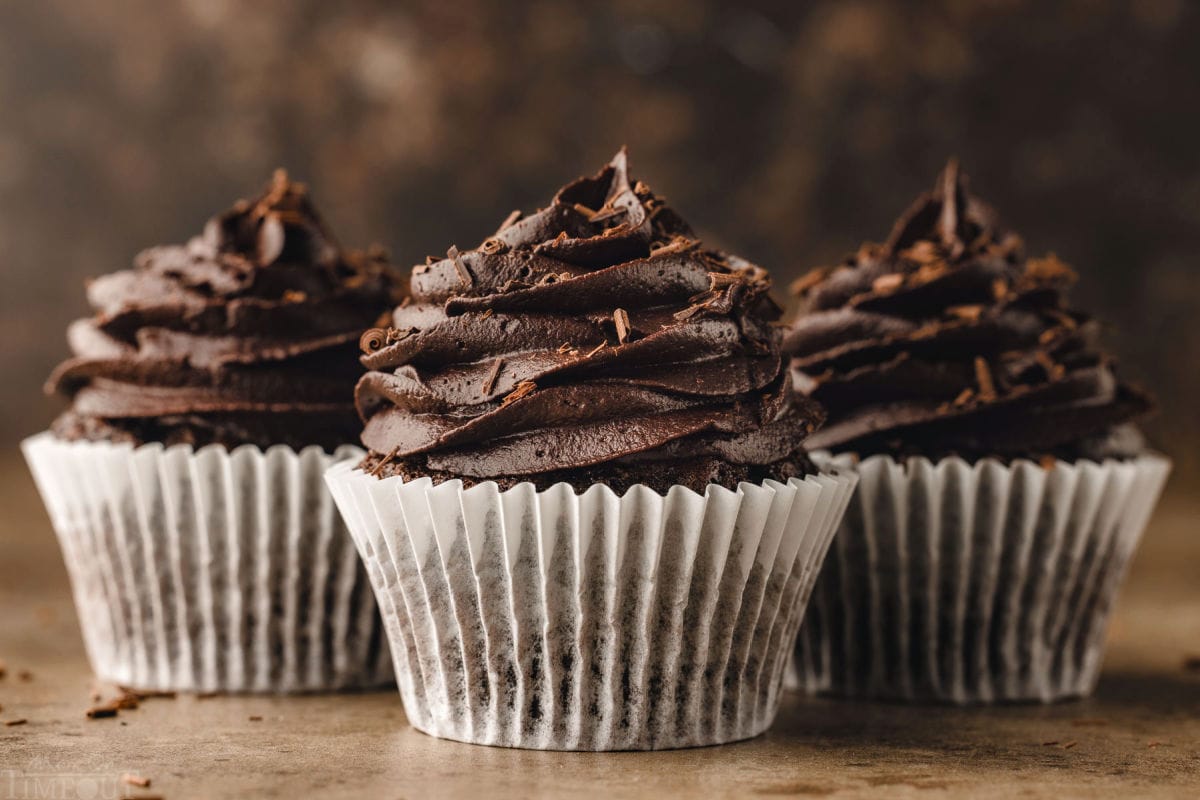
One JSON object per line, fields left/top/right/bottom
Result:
{"left": 1, "top": 0, "right": 1198, "bottom": 487}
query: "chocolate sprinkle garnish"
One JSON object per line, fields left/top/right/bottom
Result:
{"left": 85, "top": 704, "right": 118, "bottom": 719}
{"left": 448, "top": 245, "right": 473, "bottom": 288}
{"left": 496, "top": 209, "right": 521, "bottom": 232}
{"left": 369, "top": 446, "right": 400, "bottom": 477}
{"left": 4, "top": 719, "right": 27, "bottom": 727}
{"left": 482, "top": 357, "right": 504, "bottom": 398}
{"left": 481, "top": 237, "right": 507, "bottom": 255}
{"left": 790, "top": 267, "right": 830, "bottom": 296}
{"left": 872, "top": 273, "right": 904, "bottom": 293}
{"left": 122, "top": 774, "right": 152, "bottom": 788}
{"left": 613, "top": 308, "right": 631, "bottom": 344}
{"left": 359, "top": 328, "right": 389, "bottom": 354}
{"left": 501, "top": 380, "right": 537, "bottom": 407}
{"left": 974, "top": 357, "right": 997, "bottom": 399}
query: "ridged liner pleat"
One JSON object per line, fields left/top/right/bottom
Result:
{"left": 21, "top": 432, "right": 393, "bottom": 693}
{"left": 789, "top": 453, "right": 1171, "bottom": 704}
{"left": 325, "top": 464, "right": 858, "bottom": 750}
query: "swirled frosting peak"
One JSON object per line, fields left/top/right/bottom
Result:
{"left": 48, "top": 170, "right": 400, "bottom": 450}
{"left": 785, "top": 159, "right": 1151, "bottom": 460}
{"left": 356, "top": 149, "right": 823, "bottom": 491}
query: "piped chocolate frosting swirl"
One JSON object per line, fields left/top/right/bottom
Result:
{"left": 785, "top": 160, "right": 1151, "bottom": 460}
{"left": 48, "top": 170, "right": 400, "bottom": 451}
{"left": 356, "top": 150, "right": 823, "bottom": 492}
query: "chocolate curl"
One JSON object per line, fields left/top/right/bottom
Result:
{"left": 359, "top": 328, "right": 389, "bottom": 355}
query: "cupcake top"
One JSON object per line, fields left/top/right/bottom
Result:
{"left": 356, "top": 149, "right": 823, "bottom": 492}
{"left": 48, "top": 170, "right": 400, "bottom": 451}
{"left": 785, "top": 160, "right": 1152, "bottom": 461}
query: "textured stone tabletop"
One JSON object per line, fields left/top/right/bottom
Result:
{"left": 1, "top": 458, "right": 1197, "bottom": 799}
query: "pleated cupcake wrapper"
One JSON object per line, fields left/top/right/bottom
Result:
{"left": 21, "top": 432, "right": 393, "bottom": 693}
{"left": 325, "top": 464, "right": 857, "bottom": 751}
{"left": 789, "top": 452, "right": 1171, "bottom": 705}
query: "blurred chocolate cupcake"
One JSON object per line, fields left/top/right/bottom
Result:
{"left": 24, "top": 171, "right": 399, "bottom": 693}
{"left": 786, "top": 160, "right": 1170, "bottom": 704}
{"left": 326, "top": 150, "right": 857, "bottom": 749}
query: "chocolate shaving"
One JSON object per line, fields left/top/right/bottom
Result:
{"left": 649, "top": 236, "right": 696, "bottom": 256}
{"left": 480, "top": 237, "right": 507, "bottom": 255}
{"left": 249, "top": 715, "right": 263, "bottom": 722}
{"left": 872, "top": 273, "right": 904, "bottom": 293}
{"left": 613, "top": 308, "right": 631, "bottom": 344}
{"left": 480, "top": 308, "right": 493, "bottom": 319}
{"left": 4, "top": 719, "right": 27, "bottom": 727}
{"left": 482, "top": 358, "right": 503, "bottom": 397}
{"left": 448, "top": 245, "right": 473, "bottom": 288}
{"left": 1025, "top": 253, "right": 1077, "bottom": 284}
{"left": 369, "top": 447, "right": 400, "bottom": 477}
{"left": 501, "top": 380, "right": 538, "bottom": 407}
{"left": 589, "top": 205, "right": 628, "bottom": 224}
{"left": 122, "top": 774, "right": 152, "bottom": 788}
{"left": 585, "top": 341, "right": 607, "bottom": 358}
{"left": 496, "top": 209, "right": 522, "bottom": 232}
{"left": 86, "top": 704, "right": 119, "bottom": 719}
{"left": 359, "top": 328, "right": 389, "bottom": 354}
{"left": 1035, "top": 350, "right": 1065, "bottom": 380}
{"left": 556, "top": 342, "right": 573, "bottom": 354}
{"left": 947, "top": 305, "right": 983, "bottom": 321}
{"left": 974, "top": 357, "right": 997, "bottom": 399}
{"left": 790, "top": 267, "right": 830, "bottom": 296}
{"left": 953, "top": 388, "right": 975, "bottom": 407}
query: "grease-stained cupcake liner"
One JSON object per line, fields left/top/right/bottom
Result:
{"left": 789, "top": 452, "right": 1170, "bottom": 704}
{"left": 21, "top": 432, "right": 393, "bottom": 693}
{"left": 325, "top": 463, "right": 857, "bottom": 750}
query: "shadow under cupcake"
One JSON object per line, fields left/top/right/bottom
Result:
{"left": 23, "top": 171, "right": 400, "bottom": 693}
{"left": 784, "top": 160, "right": 1170, "bottom": 704}
{"left": 324, "top": 149, "right": 858, "bottom": 750}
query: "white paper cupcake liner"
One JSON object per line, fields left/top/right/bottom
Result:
{"left": 325, "top": 463, "right": 857, "bottom": 750}
{"left": 789, "top": 452, "right": 1171, "bottom": 704}
{"left": 21, "top": 432, "right": 393, "bottom": 693}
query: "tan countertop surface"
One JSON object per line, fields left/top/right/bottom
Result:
{"left": 1, "top": 456, "right": 1197, "bottom": 799}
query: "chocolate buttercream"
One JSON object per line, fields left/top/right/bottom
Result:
{"left": 784, "top": 159, "right": 1152, "bottom": 461}
{"left": 357, "top": 149, "right": 823, "bottom": 492}
{"left": 48, "top": 170, "right": 400, "bottom": 451}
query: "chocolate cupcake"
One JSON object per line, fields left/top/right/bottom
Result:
{"left": 786, "top": 160, "right": 1171, "bottom": 703}
{"left": 325, "top": 150, "right": 857, "bottom": 749}
{"left": 23, "top": 171, "right": 398, "bottom": 693}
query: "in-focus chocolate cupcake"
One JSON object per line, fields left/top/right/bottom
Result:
{"left": 786, "top": 160, "right": 1171, "bottom": 704}
{"left": 24, "top": 171, "right": 399, "bottom": 693}
{"left": 325, "top": 150, "right": 857, "bottom": 749}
